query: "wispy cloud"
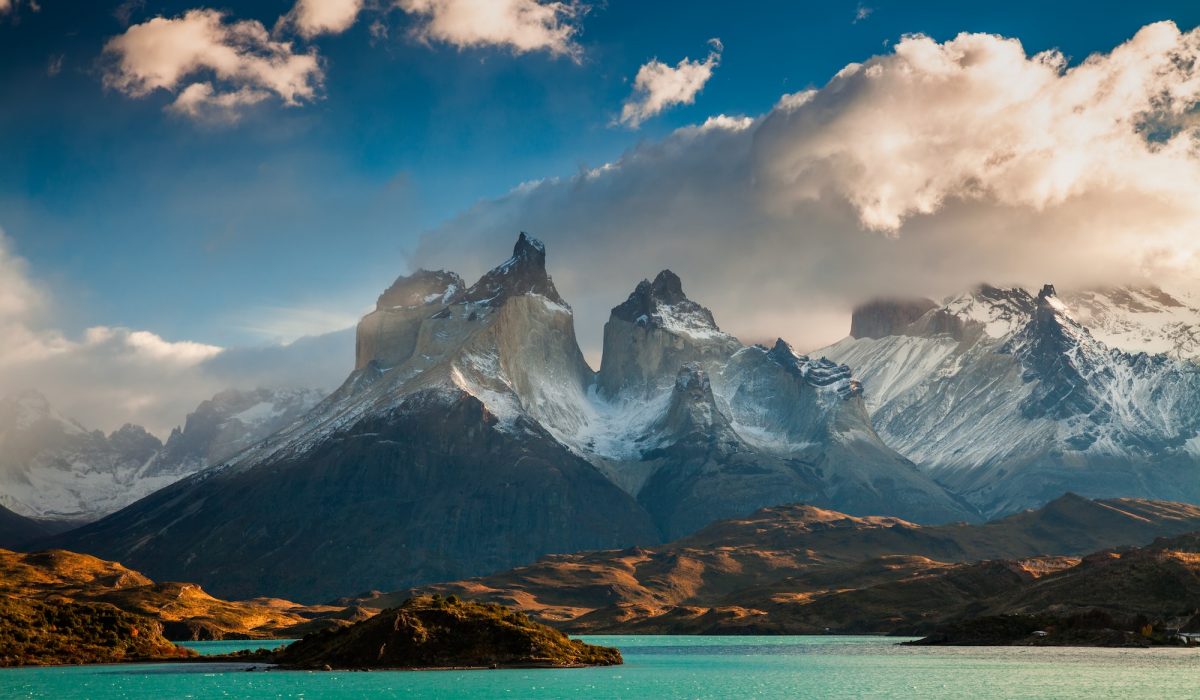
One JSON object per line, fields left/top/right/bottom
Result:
{"left": 231, "top": 305, "right": 362, "bottom": 344}
{"left": 0, "top": 230, "right": 350, "bottom": 434}
{"left": 620, "top": 38, "right": 722, "bottom": 128}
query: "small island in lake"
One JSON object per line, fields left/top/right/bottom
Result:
{"left": 265, "top": 595, "right": 622, "bottom": 670}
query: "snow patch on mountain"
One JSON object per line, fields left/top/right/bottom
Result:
{"left": 1062, "top": 285, "right": 1200, "bottom": 360}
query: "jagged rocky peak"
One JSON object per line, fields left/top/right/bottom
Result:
{"left": 658, "top": 363, "right": 727, "bottom": 438}
{"left": 764, "top": 339, "right": 860, "bottom": 398}
{"left": 463, "top": 232, "right": 566, "bottom": 306}
{"left": 611, "top": 270, "right": 722, "bottom": 336}
{"left": 1002, "top": 282, "right": 1105, "bottom": 421}
{"left": 375, "top": 269, "right": 465, "bottom": 310}
{"left": 849, "top": 297, "right": 938, "bottom": 339}
{"left": 106, "top": 424, "right": 162, "bottom": 462}
{"left": 598, "top": 270, "right": 741, "bottom": 398}
{"left": 939, "top": 283, "right": 1040, "bottom": 338}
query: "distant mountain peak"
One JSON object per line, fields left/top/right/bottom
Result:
{"left": 464, "top": 232, "right": 564, "bottom": 306}
{"left": 849, "top": 297, "right": 938, "bottom": 339}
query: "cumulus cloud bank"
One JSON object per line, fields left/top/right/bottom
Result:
{"left": 103, "top": 8, "right": 323, "bottom": 121}
{"left": 396, "top": 0, "right": 584, "bottom": 56}
{"left": 416, "top": 22, "right": 1200, "bottom": 356}
{"left": 620, "top": 38, "right": 722, "bottom": 127}
{"left": 0, "top": 232, "right": 351, "bottom": 436}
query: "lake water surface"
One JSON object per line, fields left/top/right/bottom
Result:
{"left": 1, "top": 635, "right": 1197, "bottom": 699}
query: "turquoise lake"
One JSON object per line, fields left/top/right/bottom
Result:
{"left": 1, "top": 635, "right": 1197, "bottom": 699}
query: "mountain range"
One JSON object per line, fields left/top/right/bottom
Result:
{"left": 0, "top": 388, "right": 323, "bottom": 521}
{"left": 20, "top": 232, "right": 1200, "bottom": 605}
{"left": 821, "top": 283, "right": 1200, "bottom": 517}
{"left": 48, "top": 233, "right": 971, "bottom": 601}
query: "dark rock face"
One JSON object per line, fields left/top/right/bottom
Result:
{"left": 463, "top": 232, "right": 565, "bottom": 306}
{"left": 274, "top": 596, "right": 621, "bottom": 669}
{"left": 106, "top": 425, "right": 162, "bottom": 466}
{"left": 849, "top": 297, "right": 938, "bottom": 339}
{"left": 766, "top": 339, "right": 861, "bottom": 398}
{"left": 52, "top": 390, "right": 658, "bottom": 602}
{"left": 611, "top": 270, "right": 718, "bottom": 329}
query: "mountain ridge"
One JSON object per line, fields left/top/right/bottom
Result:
{"left": 48, "top": 233, "right": 972, "bottom": 602}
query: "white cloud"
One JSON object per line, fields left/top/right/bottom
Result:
{"left": 415, "top": 22, "right": 1200, "bottom": 356}
{"left": 281, "top": 0, "right": 365, "bottom": 38}
{"left": 231, "top": 304, "right": 365, "bottom": 344}
{"left": 395, "top": 0, "right": 584, "bottom": 56}
{"left": 103, "top": 9, "right": 323, "bottom": 121}
{"left": 620, "top": 38, "right": 722, "bottom": 127}
{"left": 0, "top": 231, "right": 351, "bottom": 435}
{"left": 854, "top": 3, "right": 873, "bottom": 23}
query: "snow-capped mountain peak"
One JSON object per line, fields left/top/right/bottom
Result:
{"left": 611, "top": 269, "right": 727, "bottom": 341}
{"left": 941, "top": 284, "right": 1038, "bottom": 339}
{"left": 821, "top": 280, "right": 1200, "bottom": 517}
{"left": 1061, "top": 284, "right": 1200, "bottom": 361}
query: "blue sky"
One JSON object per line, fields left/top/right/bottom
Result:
{"left": 2, "top": 1, "right": 1200, "bottom": 432}
{"left": 2, "top": 0, "right": 1197, "bottom": 346}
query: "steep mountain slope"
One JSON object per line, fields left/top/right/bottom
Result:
{"left": 0, "top": 504, "right": 55, "bottom": 549}
{"left": 369, "top": 494, "right": 1200, "bottom": 632}
{"left": 140, "top": 387, "right": 325, "bottom": 480}
{"left": 821, "top": 284, "right": 1200, "bottom": 517}
{"left": 0, "top": 388, "right": 322, "bottom": 521}
{"left": 52, "top": 233, "right": 970, "bottom": 602}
